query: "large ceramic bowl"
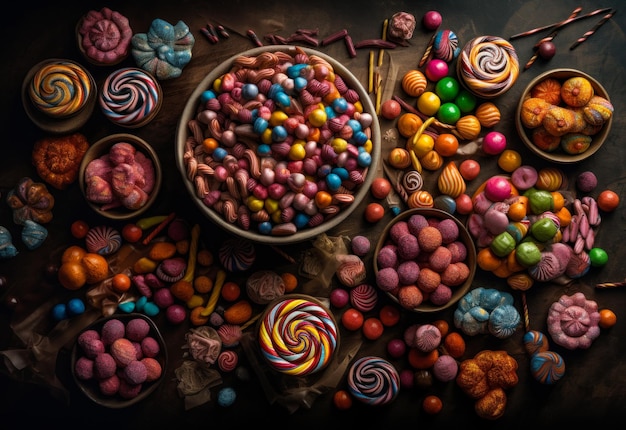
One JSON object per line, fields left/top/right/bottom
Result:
{"left": 175, "top": 45, "right": 381, "bottom": 245}
{"left": 79, "top": 133, "right": 162, "bottom": 221}
{"left": 71, "top": 313, "right": 168, "bottom": 408}
{"left": 515, "top": 68, "right": 612, "bottom": 163}
{"left": 373, "top": 208, "right": 476, "bottom": 313}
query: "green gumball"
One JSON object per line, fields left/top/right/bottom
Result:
{"left": 490, "top": 231, "right": 516, "bottom": 257}
{"left": 515, "top": 241, "right": 542, "bottom": 267}
{"left": 530, "top": 218, "right": 559, "bottom": 243}
{"left": 524, "top": 188, "right": 554, "bottom": 214}
{"left": 589, "top": 247, "right": 608, "bottom": 267}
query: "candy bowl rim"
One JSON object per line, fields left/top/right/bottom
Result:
{"left": 78, "top": 133, "right": 162, "bottom": 221}
{"left": 515, "top": 68, "right": 612, "bottom": 164}
{"left": 175, "top": 44, "right": 381, "bottom": 245}
{"left": 373, "top": 208, "right": 477, "bottom": 313}
{"left": 71, "top": 313, "right": 168, "bottom": 409}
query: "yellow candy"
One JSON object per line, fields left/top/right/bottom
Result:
{"left": 247, "top": 196, "right": 265, "bottom": 212}
{"left": 264, "top": 198, "right": 279, "bottom": 214}
{"left": 308, "top": 108, "right": 327, "bottom": 127}
{"left": 331, "top": 137, "right": 348, "bottom": 153}
{"left": 289, "top": 141, "right": 306, "bottom": 160}
{"left": 269, "top": 110, "right": 288, "bottom": 126}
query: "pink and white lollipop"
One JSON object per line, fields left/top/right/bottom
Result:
{"left": 347, "top": 356, "right": 400, "bottom": 406}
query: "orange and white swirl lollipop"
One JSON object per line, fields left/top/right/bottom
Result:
{"left": 457, "top": 36, "right": 519, "bottom": 99}
{"left": 28, "top": 60, "right": 93, "bottom": 118}
{"left": 258, "top": 295, "right": 338, "bottom": 376}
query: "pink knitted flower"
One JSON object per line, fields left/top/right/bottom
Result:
{"left": 547, "top": 292, "right": 600, "bottom": 350}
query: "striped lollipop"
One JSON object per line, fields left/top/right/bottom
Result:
{"left": 347, "top": 356, "right": 400, "bottom": 406}
{"left": 259, "top": 296, "right": 338, "bottom": 376}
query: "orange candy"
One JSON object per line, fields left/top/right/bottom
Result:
{"left": 111, "top": 273, "right": 132, "bottom": 293}
{"left": 397, "top": 113, "right": 423, "bottom": 138}
{"left": 434, "top": 133, "right": 459, "bottom": 157}
{"left": 507, "top": 196, "right": 528, "bottom": 221}
{"left": 443, "top": 332, "right": 466, "bottom": 358}
{"left": 597, "top": 190, "right": 619, "bottom": 212}
{"left": 221, "top": 281, "right": 241, "bottom": 302}
{"left": 477, "top": 247, "right": 503, "bottom": 272}
{"left": 281, "top": 272, "right": 298, "bottom": 292}
{"left": 599, "top": 309, "right": 617, "bottom": 329}
{"left": 408, "top": 347, "right": 439, "bottom": 369}
{"left": 82, "top": 253, "right": 109, "bottom": 284}
{"left": 58, "top": 261, "right": 87, "bottom": 290}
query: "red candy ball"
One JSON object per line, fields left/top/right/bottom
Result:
{"left": 333, "top": 389, "right": 353, "bottom": 410}
{"left": 423, "top": 395, "right": 443, "bottom": 414}
{"left": 459, "top": 159, "right": 480, "bottom": 181}
{"left": 379, "top": 304, "right": 400, "bottom": 327}
{"left": 122, "top": 223, "right": 143, "bottom": 243}
{"left": 371, "top": 177, "right": 392, "bottom": 199}
{"left": 341, "top": 308, "right": 364, "bottom": 331}
{"left": 597, "top": 190, "right": 619, "bottom": 212}
{"left": 70, "top": 220, "right": 89, "bottom": 239}
{"left": 364, "top": 202, "right": 385, "bottom": 223}
{"left": 362, "top": 317, "right": 384, "bottom": 340}
{"left": 455, "top": 193, "right": 473, "bottom": 215}
{"left": 380, "top": 99, "right": 402, "bottom": 120}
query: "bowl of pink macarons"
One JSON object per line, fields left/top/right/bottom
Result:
{"left": 71, "top": 313, "right": 168, "bottom": 408}
{"left": 373, "top": 208, "right": 477, "bottom": 313}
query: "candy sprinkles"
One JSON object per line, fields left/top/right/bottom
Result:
{"left": 183, "top": 47, "right": 376, "bottom": 237}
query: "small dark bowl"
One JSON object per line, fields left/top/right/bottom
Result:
{"left": 71, "top": 313, "right": 168, "bottom": 408}
{"left": 78, "top": 133, "right": 162, "bottom": 221}
{"left": 373, "top": 208, "right": 476, "bottom": 313}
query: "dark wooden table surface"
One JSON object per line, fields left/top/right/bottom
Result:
{"left": 1, "top": 0, "right": 625, "bottom": 427}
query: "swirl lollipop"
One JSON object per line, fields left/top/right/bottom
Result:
{"left": 28, "top": 60, "right": 93, "bottom": 118}
{"left": 99, "top": 68, "right": 162, "bottom": 128}
{"left": 457, "top": 36, "right": 519, "bottom": 99}
{"left": 347, "top": 356, "right": 400, "bottom": 406}
{"left": 258, "top": 295, "right": 338, "bottom": 376}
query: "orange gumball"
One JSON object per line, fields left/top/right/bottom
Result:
{"left": 597, "top": 190, "right": 619, "bottom": 212}
{"left": 434, "top": 133, "right": 459, "bottom": 157}
{"left": 82, "top": 253, "right": 109, "bottom": 284}
{"left": 599, "top": 309, "right": 617, "bottom": 329}
{"left": 58, "top": 261, "right": 87, "bottom": 290}
{"left": 397, "top": 113, "right": 423, "bottom": 138}
{"left": 62, "top": 245, "right": 87, "bottom": 264}
{"left": 507, "top": 196, "right": 529, "bottom": 222}
{"left": 111, "top": 273, "right": 132, "bottom": 293}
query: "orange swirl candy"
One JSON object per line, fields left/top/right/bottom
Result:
{"left": 457, "top": 36, "right": 519, "bottom": 99}
{"left": 259, "top": 296, "right": 338, "bottom": 376}
{"left": 29, "top": 60, "right": 92, "bottom": 118}
{"left": 401, "top": 69, "right": 428, "bottom": 97}
{"left": 407, "top": 190, "right": 434, "bottom": 208}
{"left": 437, "top": 161, "right": 466, "bottom": 198}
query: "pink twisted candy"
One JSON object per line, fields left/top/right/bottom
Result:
{"left": 347, "top": 356, "right": 400, "bottom": 406}
{"left": 29, "top": 60, "right": 92, "bottom": 118}
{"left": 457, "top": 36, "right": 519, "bottom": 99}
{"left": 258, "top": 296, "right": 338, "bottom": 376}
{"left": 100, "top": 68, "right": 161, "bottom": 127}
{"left": 433, "top": 29, "right": 460, "bottom": 62}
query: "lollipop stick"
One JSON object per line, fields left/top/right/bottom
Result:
{"left": 524, "top": 7, "right": 581, "bottom": 70}
{"left": 596, "top": 279, "right": 626, "bottom": 288}
{"left": 418, "top": 33, "right": 436, "bottom": 67}
{"left": 521, "top": 292, "right": 530, "bottom": 332}
{"left": 510, "top": 7, "right": 611, "bottom": 39}
{"left": 570, "top": 9, "right": 616, "bottom": 50}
